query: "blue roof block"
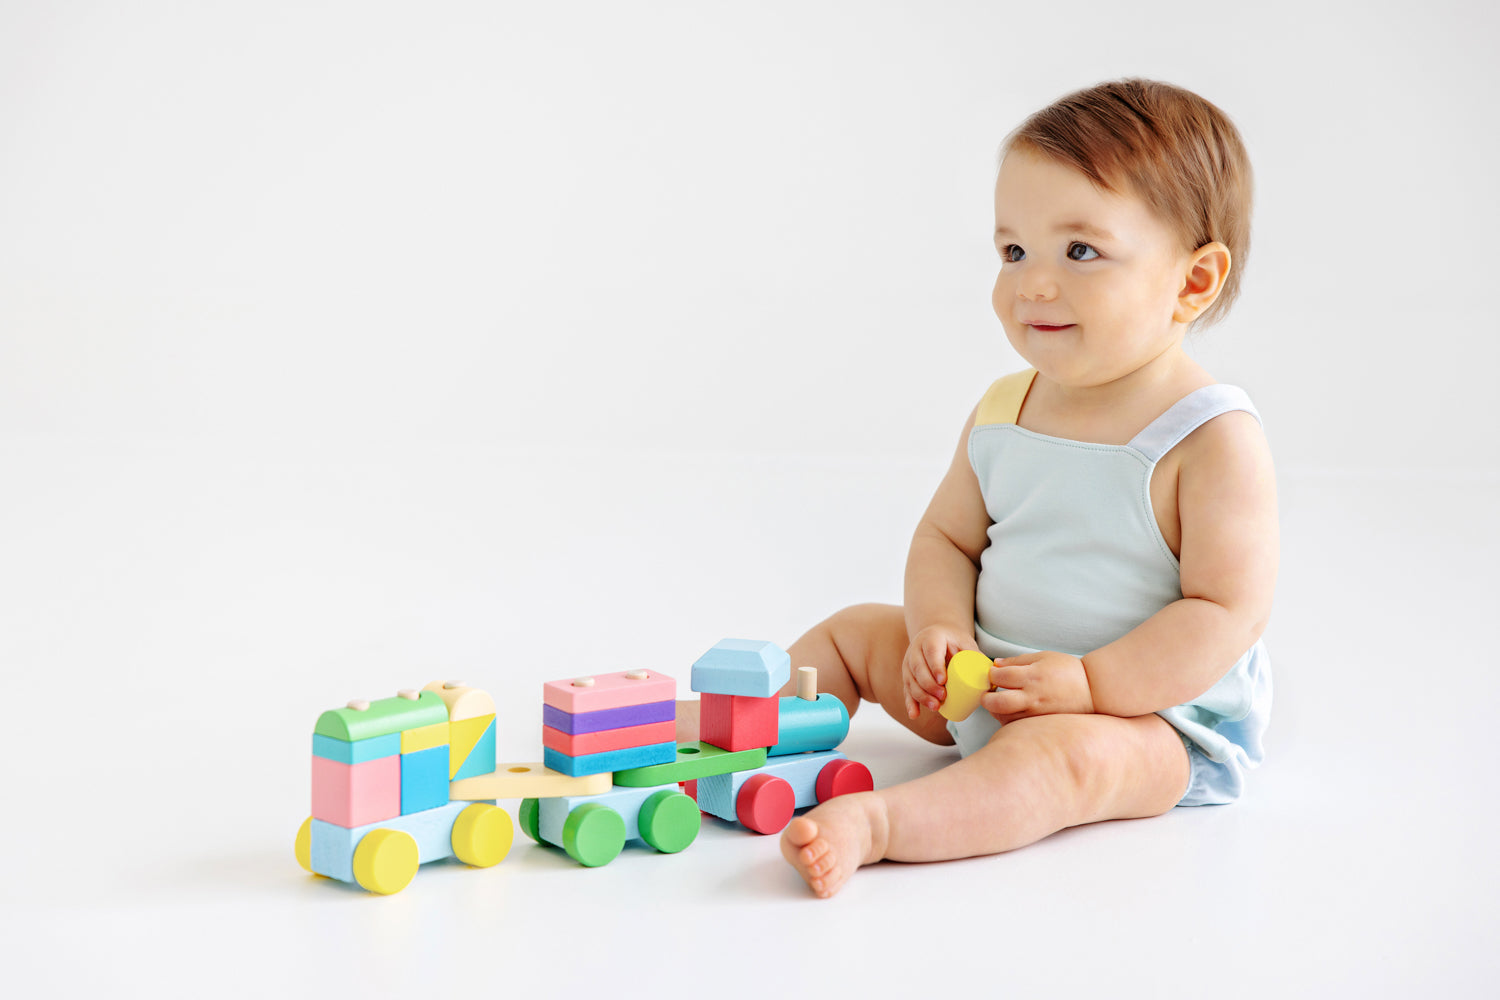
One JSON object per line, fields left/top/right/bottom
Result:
{"left": 689, "top": 639, "right": 791, "bottom": 697}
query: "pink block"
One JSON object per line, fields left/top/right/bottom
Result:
{"left": 311, "top": 754, "right": 401, "bottom": 828}
{"left": 543, "top": 669, "right": 677, "bottom": 714}
{"left": 541, "top": 719, "right": 678, "bottom": 757}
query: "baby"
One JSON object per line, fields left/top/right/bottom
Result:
{"left": 761, "top": 79, "right": 1277, "bottom": 897}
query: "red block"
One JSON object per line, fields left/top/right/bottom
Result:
{"left": 700, "top": 692, "right": 779, "bottom": 752}
{"left": 541, "top": 719, "right": 677, "bottom": 757}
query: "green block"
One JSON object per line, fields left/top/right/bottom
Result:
{"left": 314, "top": 690, "right": 448, "bottom": 742}
{"left": 611, "top": 741, "right": 768, "bottom": 787}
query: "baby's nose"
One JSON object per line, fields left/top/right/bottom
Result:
{"left": 1017, "top": 272, "right": 1058, "bottom": 301}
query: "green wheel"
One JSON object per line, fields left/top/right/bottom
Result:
{"left": 518, "top": 797, "right": 543, "bottom": 843}
{"left": 638, "top": 789, "right": 700, "bottom": 854}
{"left": 561, "top": 802, "right": 626, "bottom": 868}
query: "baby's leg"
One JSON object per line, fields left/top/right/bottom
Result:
{"left": 678, "top": 603, "right": 954, "bottom": 746}
{"left": 782, "top": 712, "right": 1190, "bottom": 897}
{"left": 784, "top": 603, "right": 956, "bottom": 744}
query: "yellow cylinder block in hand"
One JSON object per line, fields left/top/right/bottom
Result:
{"left": 938, "top": 650, "right": 994, "bottom": 722}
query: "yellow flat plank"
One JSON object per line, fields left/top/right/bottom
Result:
{"left": 449, "top": 762, "right": 612, "bottom": 800}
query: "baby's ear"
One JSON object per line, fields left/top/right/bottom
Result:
{"left": 1174, "top": 242, "right": 1231, "bottom": 324}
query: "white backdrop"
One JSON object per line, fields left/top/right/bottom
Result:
{"left": 5, "top": 0, "right": 1495, "bottom": 470}
{"left": 3, "top": 2, "right": 1496, "bottom": 997}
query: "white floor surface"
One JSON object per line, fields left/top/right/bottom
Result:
{"left": 2, "top": 442, "right": 1495, "bottom": 998}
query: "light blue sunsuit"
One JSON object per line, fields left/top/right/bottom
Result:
{"left": 948, "top": 370, "right": 1272, "bottom": 806}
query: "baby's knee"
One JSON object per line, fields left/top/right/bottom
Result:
{"left": 823, "top": 602, "right": 902, "bottom": 632}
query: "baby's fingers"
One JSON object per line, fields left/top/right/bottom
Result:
{"left": 982, "top": 686, "right": 1028, "bottom": 719}
{"left": 909, "top": 649, "right": 946, "bottom": 697}
{"left": 919, "top": 634, "right": 952, "bottom": 688}
{"left": 989, "top": 662, "right": 1031, "bottom": 692}
{"left": 904, "top": 657, "right": 944, "bottom": 713}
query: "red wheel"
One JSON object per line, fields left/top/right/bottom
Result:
{"left": 736, "top": 774, "right": 795, "bottom": 834}
{"left": 815, "top": 759, "right": 873, "bottom": 803}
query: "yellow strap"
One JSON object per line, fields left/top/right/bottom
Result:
{"left": 974, "top": 369, "right": 1037, "bottom": 426}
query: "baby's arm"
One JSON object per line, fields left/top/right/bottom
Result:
{"left": 985, "top": 411, "right": 1278, "bottom": 721}
{"left": 901, "top": 406, "right": 992, "bottom": 719}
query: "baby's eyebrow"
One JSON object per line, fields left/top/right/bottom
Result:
{"left": 1057, "top": 221, "right": 1116, "bottom": 241}
{"left": 993, "top": 222, "right": 1117, "bottom": 241}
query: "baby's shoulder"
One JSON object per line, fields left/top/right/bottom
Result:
{"left": 1172, "top": 403, "right": 1273, "bottom": 482}
{"left": 973, "top": 369, "right": 1038, "bottom": 427}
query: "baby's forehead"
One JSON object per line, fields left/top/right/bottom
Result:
{"left": 993, "top": 150, "right": 1159, "bottom": 233}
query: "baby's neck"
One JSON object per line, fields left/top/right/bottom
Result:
{"left": 1022, "top": 351, "right": 1212, "bottom": 445}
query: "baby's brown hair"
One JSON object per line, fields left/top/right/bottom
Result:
{"left": 1004, "top": 79, "right": 1253, "bottom": 327}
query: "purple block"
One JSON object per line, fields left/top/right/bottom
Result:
{"left": 542, "top": 699, "right": 675, "bottom": 735}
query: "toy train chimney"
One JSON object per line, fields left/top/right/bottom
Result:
{"left": 797, "top": 667, "right": 817, "bottom": 702}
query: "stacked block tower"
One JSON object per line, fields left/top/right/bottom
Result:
{"left": 541, "top": 669, "right": 678, "bottom": 776}
{"left": 296, "top": 681, "right": 513, "bottom": 894}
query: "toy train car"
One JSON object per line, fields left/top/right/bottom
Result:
{"left": 294, "top": 681, "right": 513, "bottom": 894}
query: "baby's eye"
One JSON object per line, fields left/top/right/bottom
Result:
{"left": 1066, "top": 242, "right": 1100, "bottom": 261}
{"left": 999, "top": 243, "right": 1025, "bottom": 263}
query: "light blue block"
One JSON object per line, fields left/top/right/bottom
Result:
{"left": 696, "top": 750, "right": 845, "bottom": 822}
{"left": 535, "top": 782, "right": 678, "bottom": 848}
{"left": 401, "top": 745, "right": 450, "bottom": 815}
{"left": 543, "top": 741, "right": 677, "bottom": 777}
{"left": 311, "top": 732, "right": 400, "bottom": 764}
{"left": 452, "top": 718, "right": 497, "bottom": 781}
{"left": 767, "top": 693, "right": 850, "bottom": 756}
{"left": 689, "top": 639, "right": 791, "bottom": 697}
{"left": 309, "top": 801, "right": 467, "bottom": 883}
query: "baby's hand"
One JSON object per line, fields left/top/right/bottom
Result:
{"left": 982, "top": 651, "right": 1096, "bottom": 723}
{"left": 902, "top": 626, "right": 978, "bottom": 720}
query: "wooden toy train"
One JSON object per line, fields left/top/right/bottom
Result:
{"left": 295, "top": 639, "right": 874, "bottom": 893}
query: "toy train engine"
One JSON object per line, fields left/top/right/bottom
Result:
{"left": 682, "top": 640, "right": 875, "bottom": 834}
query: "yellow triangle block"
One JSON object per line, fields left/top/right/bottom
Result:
{"left": 449, "top": 714, "right": 495, "bottom": 778}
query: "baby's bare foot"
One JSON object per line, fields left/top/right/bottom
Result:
{"left": 779, "top": 792, "right": 888, "bottom": 898}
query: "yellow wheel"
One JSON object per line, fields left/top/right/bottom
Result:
{"left": 451, "top": 803, "right": 514, "bottom": 868}
{"left": 295, "top": 817, "right": 314, "bottom": 873}
{"left": 352, "top": 828, "right": 419, "bottom": 895}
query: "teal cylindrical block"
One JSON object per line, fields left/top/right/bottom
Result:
{"left": 767, "top": 693, "right": 849, "bottom": 757}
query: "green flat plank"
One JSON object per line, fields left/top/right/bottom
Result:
{"left": 314, "top": 690, "right": 448, "bottom": 742}
{"left": 611, "top": 741, "right": 768, "bottom": 787}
